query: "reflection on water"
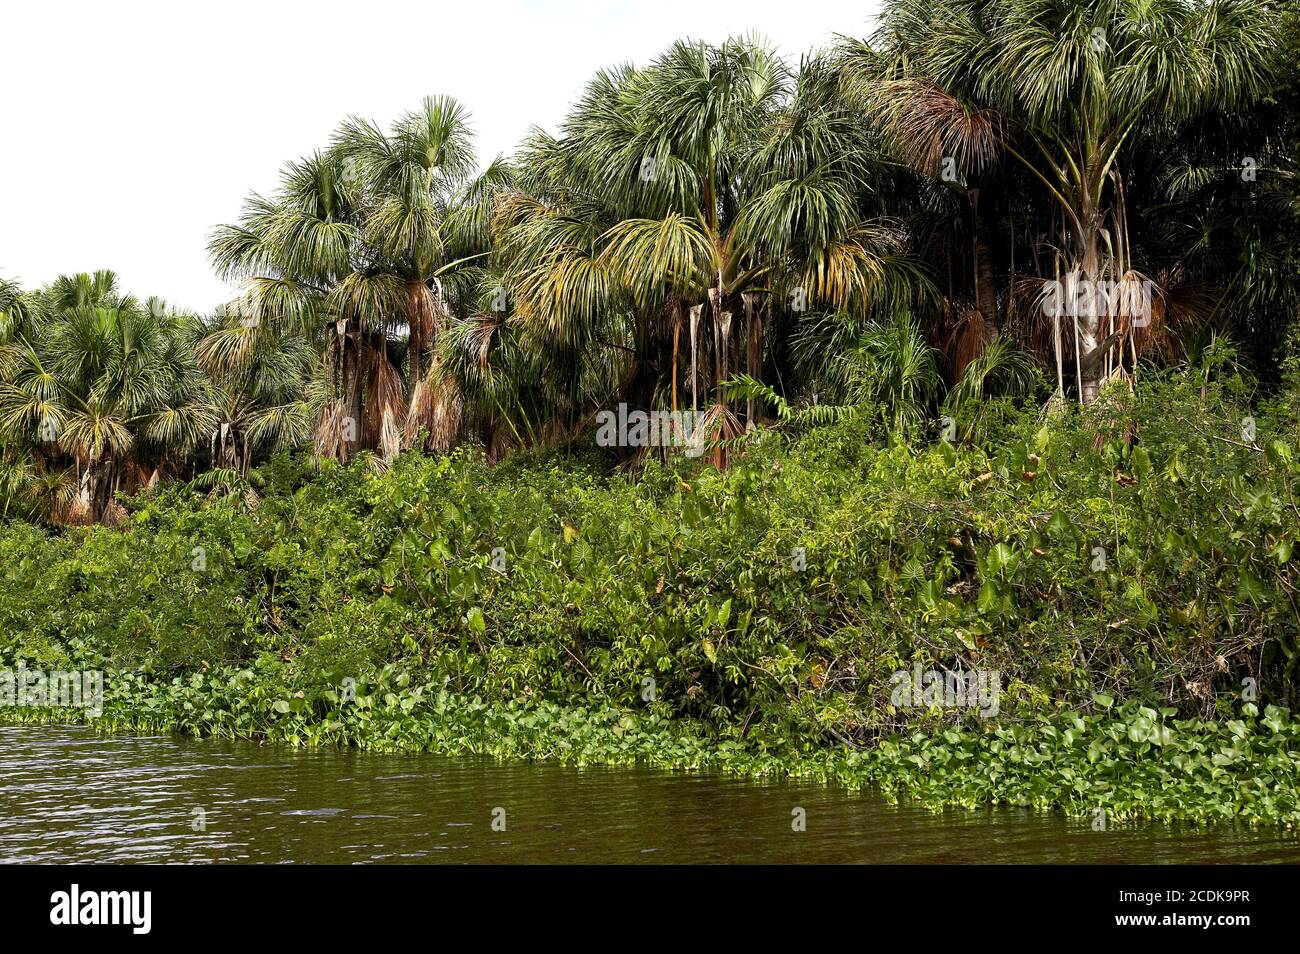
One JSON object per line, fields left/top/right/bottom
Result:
{"left": 1, "top": 724, "right": 1296, "bottom": 863}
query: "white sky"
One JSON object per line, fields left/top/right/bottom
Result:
{"left": 0, "top": 0, "right": 881, "bottom": 313}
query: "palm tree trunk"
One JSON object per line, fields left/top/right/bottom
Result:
{"left": 344, "top": 322, "right": 362, "bottom": 459}
{"left": 743, "top": 292, "right": 761, "bottom": 427}
{"left": 407, "top": 280, "right": 429, "bottom": 391}
{"left": 88, "top": 456, "right": 114, "bottom": 524}
{"left": 1052, "top": 254, "right": 1065, "bottom": 396}
{"left": 971, "top": 190, "right": 999, "bottom": 332}
{"left": 1077, "top": 223, "right": 1105, "bottom": 404}
{"left": 689, "top": 304, "right": 702, "bottom": 411}
{"left": 671, "top": 305, "right": 681, "bottom": 415}
{"left": 709, "top": 285, "right": 732, "bottom": 470}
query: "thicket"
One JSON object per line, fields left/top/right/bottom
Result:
{"left": 4, "top": 353, "right": 1299, "bottom": 751}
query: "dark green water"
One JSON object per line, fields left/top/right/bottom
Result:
{"left": 1, "top": 724, "right": 1297, "bottom": 863}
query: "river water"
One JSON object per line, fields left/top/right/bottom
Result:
{"left": 1, "top": 724, "right": 1296, "bottom": 863}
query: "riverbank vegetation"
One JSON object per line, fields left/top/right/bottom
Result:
{"left": 5, "top": 350, "right": 1300, "bottom": 821}
{"left": 7, "top": 665, "right": 1300, "bottom": 825}
{"left": 2, "top": 0, "right": 1297, "bottom": 520}
{"left": 3, "top": 0, "right": 1300, "bottom": 824}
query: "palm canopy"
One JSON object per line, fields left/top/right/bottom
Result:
{"left": 210, "top": 96, "right": 507, "bottom": 459}
{"left": 195, "top": 305, "right": 316, "bottom": 474}
{"left": 844, "top": 0, "right": 1280, "bottom": 401}
{"left": 0, "top": 272, "right": 212, "bottom": 522}
{"left": 495, "top": 35, "right": 928, "bottom": 451}
{"left": 4, "top": 8, "right": 1298, "bottom": 520}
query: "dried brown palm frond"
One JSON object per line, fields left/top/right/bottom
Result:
{"left": 379, "top": 403, "right": 401, "bottom": 464}
{"left": 362, "top": 351, "right": 408, "bottom": 450}
{"left": 314, "top": 398, "right": 351, "bottom": 462}
{"left": 461, "top": 311, "right": 506, "bottom": 371}
{"left": 405, "top": 360, "right": 463, "bottom": 453}
{"left": 700, "top": 400, "right": 743, "bottom": 469}
{"left": 869, "top": 79, "right": 1001, "bottom": 182}
{"left": 117, "top": 458, "right": 153, "bottom": 498}
{"left": 403, "top": 377, "right": 428, "bottom": 446}
{"left": 1113, "top": 270, "right": 1157, "bottom": 337}
{"left": 1007, "top": 275, "right": 1062, "bottom": 369}
{"left": 1145, "top": 273, "right": 1218, "bottom": 362}
{"left": 940, "top": 305, "right": 995, "bottom": 383}
{"left": 405, "top": 277, "right": 450, "bottom": 385}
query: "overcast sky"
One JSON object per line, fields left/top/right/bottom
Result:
{"left": 0, "top": 1, "right": 882, "bottom": 312}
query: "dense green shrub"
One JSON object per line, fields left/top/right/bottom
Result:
{"left": 3, "top": 357, "right": 1299, "bottom": 749}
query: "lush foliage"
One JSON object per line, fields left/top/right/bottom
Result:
{"left": 4, "top": 1, "right": 1297, "bottom": 519}
{"left": 3, "top": 1, "right": 1300, "bottom": 827}
{"left": 4, "top": 355, "right": 1299, "bottom": 742}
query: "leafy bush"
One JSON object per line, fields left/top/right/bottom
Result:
{"left": 2, "top": 357, "right": 1299, "bottom": 752}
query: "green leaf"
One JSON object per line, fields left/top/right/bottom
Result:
{"left": 977, "top": 579, "right": 1000, "bottom": 613}
{"left": 466, "top": 606, "right": 486, "bottom": 634}
{"left": 716, "top": 598, "right": 732, "bottom": 629}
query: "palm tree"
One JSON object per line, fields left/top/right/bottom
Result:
{"left": 210, "top": 150, "right": 375, "bottom": 462}
{"left": 195, "top": 305, "right": 316, "bottom": 475}
{"left": 844, "top": 0, "right": 1279, "bottom": 402}
{"left": 211, "top": 98, "right": 507, "bottom": 462}
{"left": 498, "top": 37, "right": 928, "bottom": 462}
{"left": 0, "top": 272, "right": 212, "bottom": 522}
